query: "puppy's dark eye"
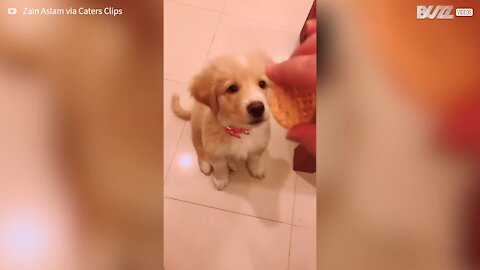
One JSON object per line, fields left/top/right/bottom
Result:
{"left": 259, "top": 80, "right": 267, "bottom": 89}
{"left": 226, "top": 84, "right": 238, "bottom": 94}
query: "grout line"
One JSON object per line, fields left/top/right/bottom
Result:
{"left": 164, "top": 121, "right": 187, "bottom": 183}
{"left": 164, "top": 78, "right": 189, "bottom": 85}
{"left": 291, "top": 173, "right": 298, "bottom": 224}
{"left": 287, "top": 173, "right": 299, "bottom": 270}
{"left": 287, "top": 224, "right": 294, "bottom": 270}
{"left": 166, "top": 0, "right": 302, "bottom": 35}
{"left": 166, "top": 0, "right": 223, "bottom": 14}
{"left": 221, "top": 0, "right": 228, "bottom": 13}
{"left": 202, "top": 12, "right": 224, "bottom": 66}
{"left": 163, "top": 79, "right": 189, "bottom": 182}
{"left": 165, "top": 196, "right": 294, "bottom": 226}
{"left": 221, "top": 12, "right": 301, "bottom": 33}
{"left": 291, "top": 223, "right": 311, "bottom": 229}
{"left": 221, "top": 0, "right": 304, "bottom": 33}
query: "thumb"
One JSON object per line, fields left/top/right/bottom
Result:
{"left": 266, "top": 55, "right": 316, "bottom": 90}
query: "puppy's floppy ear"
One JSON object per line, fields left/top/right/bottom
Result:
{"left": 190, "top": 67, "right": 218, "bottom": 114}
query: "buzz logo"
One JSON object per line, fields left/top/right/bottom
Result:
{"left": 417, "top": 5, "right": 454, "bottom": 19}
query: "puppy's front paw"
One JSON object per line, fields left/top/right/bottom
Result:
{"left": 227, "top": 161, "right": 237, "bottom": 173}
{"left": 199, "top": 161, "right": 212, "bottom": 175}
{"left": 247, "top": 162, "right": 265, "bottom": 179}
{"left": 212, "top": 176, "right": 229, "bottom": 191}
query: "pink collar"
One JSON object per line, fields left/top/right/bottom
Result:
{"left": 224, "top": 126, "right": 250, "bottom": 139}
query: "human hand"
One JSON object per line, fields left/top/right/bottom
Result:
{"left": 266, "top": 22, "right": 316, "bottom": 90}
{"left": 266, "top": 19, "right": 317, "bottom": 155}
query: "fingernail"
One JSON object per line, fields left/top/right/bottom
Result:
{"left": 306, "top": 19, "right": 315, "bottom": 28}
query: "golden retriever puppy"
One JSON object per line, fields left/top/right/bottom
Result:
{"left": 172, "top": 53, "right": 273, "bottom": 190}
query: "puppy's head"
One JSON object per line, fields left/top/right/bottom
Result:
{"left": 190, "top": 53, "right": 273, "bottom": 128}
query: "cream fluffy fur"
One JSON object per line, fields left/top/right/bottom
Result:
{"left": 172, "top": 53, "right": 273, "bottom": 190}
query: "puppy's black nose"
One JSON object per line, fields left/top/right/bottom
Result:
{"left": 247, "top": 102, "right": 265, "bottom": 118}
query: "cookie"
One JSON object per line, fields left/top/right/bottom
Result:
{"left": 267, "top": 84, "right": 315, "bottom": 129}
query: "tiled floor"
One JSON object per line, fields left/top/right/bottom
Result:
{"left": 164, "top": 0, "right": 316, "bottom": 269}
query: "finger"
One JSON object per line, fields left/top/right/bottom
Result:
{"left": 287, "top": 123, "right": 316, "bottom": 155}
{"left": 266, "top": 55, "right": 317, "bottom": 90}
{"left": 306, "top": 19, "right": 316, "bottom": 37}
{"left": 292, "top": 34, "right": 317, "bottom": 57}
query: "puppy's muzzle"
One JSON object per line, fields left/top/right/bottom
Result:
{"left": 247, "top": 101, "right": 265, "bottom": 119}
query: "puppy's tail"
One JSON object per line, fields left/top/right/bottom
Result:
{"left": 171, "top": 94, "right": 191, "bottom": 121}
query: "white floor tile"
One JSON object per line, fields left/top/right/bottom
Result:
{"left": 169, "top": 0, "right": 226, "bottom": 12}
{"left": 208, "top": 15, "right": 299, "bottom": 63}
{"left": 163, "top": 80, "right": 194, "bottom": 180}
{"left": 165, "top": 120, "right": 297, "bottom": 224}
{"left": 293, "top": 172, "right": 316, "bottom": 228}
{"left": 164, "top": 1, "right": 221, "bottom": 83}
{"left": 165, "top": 198, "right": 291, "bottom": 270}
{"left": 289, "top": 226, "right": 316, "bottom": 270}
{"left": 224, "top": 0, "right": 315, "bottom": 31}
